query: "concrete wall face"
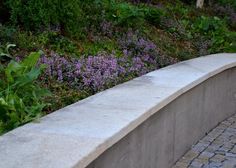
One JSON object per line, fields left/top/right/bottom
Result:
{"left": 87, "top": 67, "right": 236, "bottom": 168}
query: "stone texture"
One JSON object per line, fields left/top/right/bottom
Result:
{"left": 173, "top": 114, "right": 236, "bottom": 168}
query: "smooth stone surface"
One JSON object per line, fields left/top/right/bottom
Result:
{"left": 0, "top": 53, "right": 236, "bottom": 168}
{"left": 87, "top": 65, "right": 236, "bottom": 168}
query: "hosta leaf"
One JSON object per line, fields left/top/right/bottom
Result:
{"left": 15, "top": 68, "right": 41, "bottom": 87}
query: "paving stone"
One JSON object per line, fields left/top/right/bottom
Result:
{"left": 217, "top": 146, "right": 230, "bottom": 153}
{"left": 190, "top": 160, "right": 204, "bottom": 168}
{"left": 217, "top": 124, "right": 228, "bottom": 130}
{"left": 208, "top": 132, "right": 221, "bottom": 139}
{"left": 221, "top": 121, "right": 232, "bottom": 126}
{"left": 197, "top": 155, "right": 210, "bottom": 163}
{"left": 214, "top": 127, "right": 225, "bottom": 133}
{"left": 212, "top": 139, "right": 224, "bottom": 146}
{"left": 216, "top": 136, "right": 229, "bottom": 143}
{"left": 172, "top": 161, "right": 188, "bottom": 168}
{"left": 229, "top": 135, "right": 236, "bottom": 140}
{"left": 230, "top": 123, "right": 236, "bottom": 128}
{"left": 173, "top": 114, "right": 236, "bottom": 168}
{"left": 202, "top": 165, "right": 210, "bottom": 168}
{"left": 178, "top": 156, "right": 193, "bottom": 164}
{"left": 222, "top": 143, "right": 234, "bottom": 149}
{"left": 198, "top": 139, "right": 211, "bottom": 146}
{"left": 200, "top": 151, "right": 215, "bottom": 158}
{"left": 210, "top": 154, "right": 225, "bottom": 163}
{"left": 201, "top": 136, "right": 215, "bottom": 143}
{"left": 192, "top": 143, "right": 208, "bottom": 153}
{"left": 230, "top": 138, "right": 236, "bottom": 144}
{"left": 205, "top": 145, "right": 220, "bottom": 153}
{"left": 184, "top": 150, "right": 199, "bottom": 161}
{"left": 226, "top": 128, "right": 236, "bottom": 134}
{"left": 230, "top": 146, "right": 236, "bottom": 154}
{"left": 208, "top": 162, "right": 223, "bottom": 167}
{"left": 226, "top": 118, "right": 235, "bottom": 124}
{"left": 225, "top": 152, "right": 236, "bottom": 158}
{"left": 215, "top": 150, "right": 227, "bottom": 155}
{"left": 222, "top": 160, "right": 236, "bottom": 168}
{"left": 194, "top": 158, "right": 209, "bottom": 165}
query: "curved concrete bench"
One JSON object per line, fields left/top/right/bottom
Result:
{"left": 0, "top": 53, "right": 236, "bottom": 168}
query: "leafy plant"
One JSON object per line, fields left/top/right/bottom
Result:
{"left": 110, "top": 2, "right": 145, "bottom": 27}
{"left": 0, "top": 44, "right": 15, "bottom": 61}
{"left": 192, "top": 16, "right": 224, "bottom": 35}
{"left": 143, "top": 6, "right": 163, "bottom": 26}
{"left": 216, "top": 0, "right": 236, "bottom": 10}
{"left": 6, "top": 0, "right": 82, "bottom": 35}
{"left": 192, "top": 16, "right": 235, "bottom": 52}
{"left": 0, "top": 52, "right": 50, "bottom": 134}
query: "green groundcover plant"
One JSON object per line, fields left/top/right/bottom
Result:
{"left": 0, "top": 52, "right": 50, "bottom": 134}
{"left": 192, "top": 16, "right": 236, "bottom": 52}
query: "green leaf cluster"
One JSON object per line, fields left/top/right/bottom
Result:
{"left": 109, "top": 2, "right": 145, "bottom": 27}
{"left": 5, "top": 0, "right": 82, "bottom": 35}
{"left": 192, "top": 16, "right": 236, "bottom": 52}
{"left": 0, "top": 52, "right": 50, "bottom": 134}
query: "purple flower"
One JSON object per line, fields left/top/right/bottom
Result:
{"left": 34, "top": 30, "right": 177, "bottom": 94}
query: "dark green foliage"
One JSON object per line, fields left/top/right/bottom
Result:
{"left": 4, "top": 0, "right": 112, "bottom": 38}
{"left": 0, "top": 52, "right": 50, "bottom": 134}
{"left": 216, "top": 0, "right": 236, "bottom": 10}
{"left": 0, "top": 0, "right": 10, "bottom": 23}
{"left": 192, "top": 16, "right": 225, "bottom": 34}
{"left": 143, "top": 7, "right": 163, "bottom": 26}
{"left": 5, "top": 0, "right": 83, "bottom": 36}
{"left": 7, "top": 0, "right": 58, "bottom": 29}
{"left": 109, "top": 2, "right": 145, "bottom": 27}
{"left": 192, "top": 16, "right": 236, "bottom": 52}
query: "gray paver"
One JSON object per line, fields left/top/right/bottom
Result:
{"left": 173, "top": 114, "right": 236, "bottom": 168}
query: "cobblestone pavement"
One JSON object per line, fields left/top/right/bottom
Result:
{"left": 173, "top": 114, "right": 236, "bottom": 168}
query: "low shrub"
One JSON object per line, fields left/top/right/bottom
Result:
{"left": 192, "top": 16, "right": 236, "bottom": 52}
{"left": 212, "top": 4, "right": 236, "bottom": 29}
{"left": 6, "top": 0, "right": 82, "bottom": 34}
{"left": 108, "top": 2, "right": 145, "bottom": 27}
{"left": 143, "top": 6, "right": 163, "bottom": 27}
{"left": 216, "top": 0, "right": 236, "bottom": 10}
{"left": 5, "top": 0, "right": 108, "bottom": 37}
{"left": 192, "top": 16, "right": 226, "bottom": 35}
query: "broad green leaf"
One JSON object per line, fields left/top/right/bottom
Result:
{"left": 15, "top": 68, "right": 41, "bottom": 87}
{"left": 0, "top": 50, "right": 49, "bottom": 133}
{"left": 5, "top": 61, "right": 22, "bottom": 83}
{"left": 0, "top": 98, "right": 8, "bottom": 106}
{"left": 21, "top": 52, "right": 40, "bottom": 69}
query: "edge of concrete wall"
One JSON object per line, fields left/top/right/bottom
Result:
{"left": 0, "top": 53, "right": 236, "bottom": 168}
